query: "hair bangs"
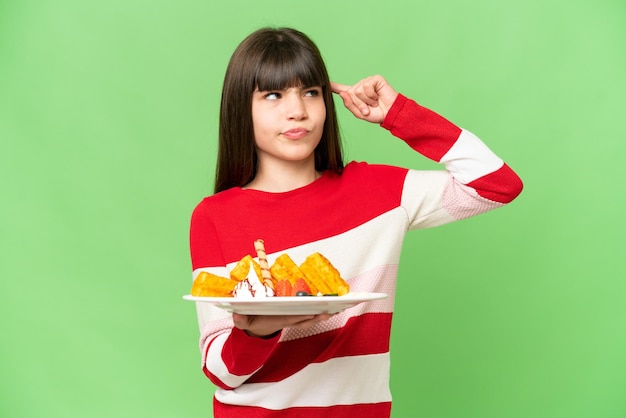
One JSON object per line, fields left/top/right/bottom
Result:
{"left": 254, "top": 46, "right": 326, "bottom": 92}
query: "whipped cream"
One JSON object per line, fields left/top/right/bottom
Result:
{"left": 233, "top": 261, "right": 275, "bottom": 298}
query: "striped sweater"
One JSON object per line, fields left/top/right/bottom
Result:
{"left": 189, "top": 94, "right": 523, "bottom": 417}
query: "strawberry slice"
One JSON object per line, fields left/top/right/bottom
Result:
{"left": 292, "top": 278, "right": 312, "bottom": 296}
{"left": 275, "top": 279, "right": 293, "bottom": 297}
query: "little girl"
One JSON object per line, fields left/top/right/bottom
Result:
{"left": 189, "top": 27, "right": 523, "bottom": 417}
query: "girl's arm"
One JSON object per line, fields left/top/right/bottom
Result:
{"left": 381, "top": 94, "right": 522, "bottom": 204}
{"left": 190, "top": 205, "right": 280, "bottom": 389}
{"left": 332, "top": 75, "right": 523, "bottom": 227}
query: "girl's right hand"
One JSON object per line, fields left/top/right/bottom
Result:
{"left": 331, "top": 75, "right": 398, "bottom": 124}
{"left": 232, "top": 313, "right": 333, "bottom": 338}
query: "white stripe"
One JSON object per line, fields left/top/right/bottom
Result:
{"left": 192, "top": 207, "right": 409, "bottom": 283}
{"left": 255, "top": 207, "right": 408, "bottom": 282}
{"left": 215, "top": 353, "right": 391, "bottom": 409}
{"left": 400, "top": 170, "right": 458, "bottom": 229}
{"left": 440, "top": 129, "right": 503, "bottom": 184}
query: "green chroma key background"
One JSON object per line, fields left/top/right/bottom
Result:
{"left": 1, "top": 0, "right": 625, "bottom": 417}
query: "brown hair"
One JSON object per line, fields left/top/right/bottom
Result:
{"left": 214, "top": 27, "right": 344, "bottom": 193}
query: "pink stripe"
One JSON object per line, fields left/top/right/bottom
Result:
{"left": 442, "top": 177, "right": 503, "bottom": 220}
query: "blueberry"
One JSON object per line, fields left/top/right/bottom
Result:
{"left": 295, "top": 291, "right": 310, "bottom": 296}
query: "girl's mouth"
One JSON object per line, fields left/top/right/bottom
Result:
{"left": 282, "top": 128, "right": 309, "bottom": 140}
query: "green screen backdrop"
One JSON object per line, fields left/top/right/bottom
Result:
{"left": 2, "top": 0, "right": 625, "bottom": 417}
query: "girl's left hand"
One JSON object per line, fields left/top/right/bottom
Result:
{"left": 232, "top": 313, "right": 334, "bottom": 338}
{"left": 331, "top": 75, "right": 398, "bottom": 124}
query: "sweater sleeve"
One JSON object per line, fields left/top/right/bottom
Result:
{"left": 381, "top": 94, "right": 523, "bottom": 228}
{"left": 190, "top": 202, "right": 281, "bottom": 389}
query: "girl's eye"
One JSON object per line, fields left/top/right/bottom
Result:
{"left": 305, "top": 88, "right": 321, "bottom": 97}
{"left": 264, "top": 92, "right": 281, "bottom": 100}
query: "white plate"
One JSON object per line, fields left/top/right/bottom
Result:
{"left": 182, "top": 292, "right": 388, "bottom": 315}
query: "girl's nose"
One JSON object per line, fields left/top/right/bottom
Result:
{"left": 286, "top": 93, "right": 308, "bottom": 120}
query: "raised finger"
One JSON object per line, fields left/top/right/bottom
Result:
{"left": 337, "top": 90, "right": 369, "bottom": 119}
{"left": 330, "top": 81, "right": 350, "bottom": 94}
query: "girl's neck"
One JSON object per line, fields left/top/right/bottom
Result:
{"left": 244, "top": 159, "right": 321, "bottom": 193}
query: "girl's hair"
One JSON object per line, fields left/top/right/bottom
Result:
{"left": 214, "top": 27, "right": 344, "bottom": 193}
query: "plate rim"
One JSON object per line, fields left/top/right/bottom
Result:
{"left": 182, "top": 291, "right": 387, "bottom": 304}
{"left": 182, "top": 292, "right": 388, "bottom": 314}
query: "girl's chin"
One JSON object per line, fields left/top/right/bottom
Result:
{"left": 281, "top": 154, "right": 316, "bottom": 164}
{"left": 273, "top": 149, "right": 317, "bottom": 162}
{"left": 257, "top": 145, "right": 319, "bottom": 164}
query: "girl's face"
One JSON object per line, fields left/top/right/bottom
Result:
{"left": 251, "top": 85, "right": 326, "bottom": 168}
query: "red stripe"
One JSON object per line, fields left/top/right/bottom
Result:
{"left": 222, "top": 327, "right": 281, "bottom": 374}
{"left": 248, "top": 312, "right": 393, "bottom": 383}
{"left": 467, "top": 163, "right": 524, "bottom": 203}
{"left": 381, "top": 94, "right": 462, "bottom": 162}
{"left": 191, "top": 163, "right": 407, "bottom": 268}
{"left": 203, "top": 327, "right": 281, "bottom": 389}
{"left": 203, "top": 313, "right": 393, "bottom": 388}
{"left": 214, "top": 398, "right": 392, "bottom": 417}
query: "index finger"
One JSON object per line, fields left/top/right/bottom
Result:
{"left": 330, "top": 81, "right": 350, "bottom": 94}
